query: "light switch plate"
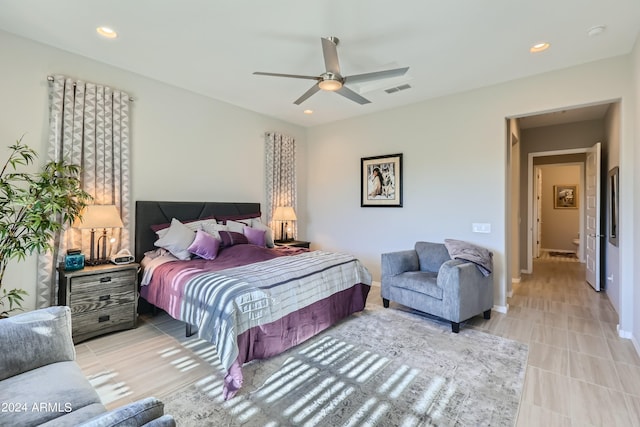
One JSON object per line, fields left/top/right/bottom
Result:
{"left": 472, "top": 223, "right": 491, "bottom": 233}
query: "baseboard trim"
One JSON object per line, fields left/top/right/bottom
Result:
{"left": 617, "top": 325, "right": 640, "bottom": 358}
{"left": 493, "top": 304, "right": 508, "bottom": 314}
{"left": 512, "top": 277, "right": 521, "bottom": 283}
{"left": 370, "top": 280, "right": 381, "bottom": 288}
{"left": 617, "top": 324, "right": 633, "bottom": 340}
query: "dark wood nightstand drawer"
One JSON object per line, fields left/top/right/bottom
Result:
{"left": 68, "top": 284, "right": 135, "bottom": 315}
{"left": 71, "top": 303, "right": 137, "bottom": 343}
{"left": 70, "top": 269, "right": 136, "bottom": 291}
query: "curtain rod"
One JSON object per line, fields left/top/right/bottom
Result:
{"left": 47, "top": 75, "right": 134, "bottom": 102}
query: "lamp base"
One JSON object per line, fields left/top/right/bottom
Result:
{"left": 85, "top": 258, "right": 110, "bottom": 266}
{"left": 274, "top": 238, "right": 295, "bottom": 243}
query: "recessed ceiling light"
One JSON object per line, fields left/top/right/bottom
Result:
{"left": 303, "top": 109, "right": 313, "bottom": 115}
{"left": 588, "top": 25, "right": 606, "bottom": 37}
{"left": 96, "top": 26, "right": 118, "bottom": 39}
{"left": 530, "top": 42, "right": 550, "bottom": 53}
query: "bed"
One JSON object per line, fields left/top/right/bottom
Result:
{"left": 134, "top": 201, "right": 372, "bottom": 399}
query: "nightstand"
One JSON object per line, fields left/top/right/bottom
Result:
{"left": 274, "top": 240, "right": 311, "bottom": 249}
{"left": 58, "top": 263, "right": 139, "bottom": 343}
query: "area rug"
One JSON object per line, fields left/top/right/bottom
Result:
{"left": 162, "top": 305, "right": 528, "bottom": 426}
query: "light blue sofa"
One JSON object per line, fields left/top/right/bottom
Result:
{"left": 381, "top": 241, "right": 493, "bottom": 332}
{"left": 0, "top": 306, "right": 175, "bottom": 427}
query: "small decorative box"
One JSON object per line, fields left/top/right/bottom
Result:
{"left": 64, "top": 253, "right": 85, "bottom": 271}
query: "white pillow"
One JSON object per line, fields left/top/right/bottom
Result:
{"left": 226, "top": 220, "right": 247, "bottom": 233}
{"left": 154, "top": 218, "right": 196, "bottom": 260}
{"left": 201, "top": 222, "right": 228, "bottom": 240}
{"left": 249, "top": 219, "right": 275, "bottom": 248}
{"left": 155, "top": 218, "right": 218, "bottom": 239}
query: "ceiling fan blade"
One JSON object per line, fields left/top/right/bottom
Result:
{"left": 344, "top": 66, "right": 409, "bottom": 84}
{"left": 321, "top": 37, "right": 341, "bottom": 75}
{"left": 253, "top": 71, "right": 320, "bottom": 81}
{"left": 293, "top": 83, "right": 321, "bottom": 105}
{"left": 336, "top": 86, "right": 371, "bottom": 105}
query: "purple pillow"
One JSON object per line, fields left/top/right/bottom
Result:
{"left": 219, "top": 231, "right": 249, "bottom": 248}
{"left": 187, "top": 229, "right": 221, "bottom": 260}
{"left": 243, "top": 226, "right": 266, "bottom": 247}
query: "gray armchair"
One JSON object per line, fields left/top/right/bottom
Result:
{"left": 381, "top": 241, "right": 493, "bottom": 333}
{"left": 0, "top": 306, "right": 175, "bottom": 427}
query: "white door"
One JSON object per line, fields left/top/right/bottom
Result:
{"left": 585, "top": 142, "right": 602, "bottom": 291}
{"left": 535, "top": 167, "right": 543, "bottom": 258}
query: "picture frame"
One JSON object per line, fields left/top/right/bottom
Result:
{"left": 361, "top": 153, "right": 403, "bottom": 207}
{"left": 553, "top": 184, "right": 578, "bottom": 209}
{"left": 608, "top": 167, "right": 619, "bottom": 246}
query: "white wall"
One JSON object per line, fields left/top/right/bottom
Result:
{"left": 0, "top": 30, "right": 306, "bottom": 311}
{"left": 604, "top": 103, "right": 621, "bottom": 314}
{"left": 306, "top": 54, "right": 635, "bottom": 317}
{"left": 632, "top": 34, "right": 640, "bottom": 348}
{"left": 509, "top": 119, "right": 521, "bottom": 287}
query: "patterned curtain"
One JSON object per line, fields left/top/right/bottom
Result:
{"left": 265, "top": 132, "right": 297, "bottom": 240}
{"left": 35, "top": 75, "right": 132, "bottom": 307}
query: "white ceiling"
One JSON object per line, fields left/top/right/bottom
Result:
{"left": 0, "top": 0, "right": 639, "bottom": 128}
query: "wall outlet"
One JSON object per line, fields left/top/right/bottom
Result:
{"left": 472, "top": 223, "right": 491, "bottom": 233}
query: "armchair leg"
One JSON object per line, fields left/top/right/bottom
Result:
{"left": 483, "top": 309, "right": 491, "bottom": 320}
{"left": 451, "top": 322, "right": 460, "bottom": 333}
{"left": 382, "top": 298, "right": 390, "bottom": 308}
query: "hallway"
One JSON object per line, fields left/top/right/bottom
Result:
{"left": 468, "top": 253, "right": 640, "bottom": 426}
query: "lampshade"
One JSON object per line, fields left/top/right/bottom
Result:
{"left": 73, "top": 205, "right": 124, "bottom": 229}
{"left": 273, "top": 206, "right": 297, "bottom": 221}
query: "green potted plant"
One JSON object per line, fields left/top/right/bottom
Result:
{"left": 0, "top": 136, "right": 91, "bottom": 317}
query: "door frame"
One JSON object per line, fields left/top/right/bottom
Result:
{"left": 526, "top": 148, "right": 588, "bottom": 273}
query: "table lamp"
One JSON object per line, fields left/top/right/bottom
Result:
{"left": 273, "top": 206, "right": 297, "bottom": 242}
{"left": 73, "top": 205, "right": 124, "bottom": 265}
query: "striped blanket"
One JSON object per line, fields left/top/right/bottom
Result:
{"left": 178, "top": 250, "right": 371, "bottom": 375}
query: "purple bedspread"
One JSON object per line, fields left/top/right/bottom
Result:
{"left": 140, "top": 244, "right": 370, "bottom": 399}
{"left": 140, "top": 244, "right": 304, "bottom": 318}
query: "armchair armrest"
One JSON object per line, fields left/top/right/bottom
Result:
{"left": 0, "top": 306, "right": 75, "bottom": 381}
{"left": 381, "top": 250, "right": 419, "bottom": 278}
{"left": 437, "top": 260, "right": 493, "bottom": 322}
{"left": 78, "top": 397, "right": 175, "bottom": 427}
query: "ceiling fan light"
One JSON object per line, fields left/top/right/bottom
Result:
{"left": 96, "top": 26, "right": 118, "bottom": 39}
{"left": 318, "top": 79, "right": 343, "bottom": 91}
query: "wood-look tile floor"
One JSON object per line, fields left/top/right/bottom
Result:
{"left": 465, "top": 253, "right": 640, "bottom": 427}
{"left": 75, "top": 253, "right": 640, "bottom": 426}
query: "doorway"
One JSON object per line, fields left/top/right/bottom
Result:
{"left": 506, "top": 102, "right": 616, "bottom": 304}
{"left": 528, "top": 153, "right": 586, "bottom": 269}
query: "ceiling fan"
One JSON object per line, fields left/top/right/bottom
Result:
{"left": 253, "top": 36, "right": 409, "bottom": 105}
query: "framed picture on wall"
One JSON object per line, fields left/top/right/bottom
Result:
{"left": 361, "top": 153, "right": 403, "bottom": 207}
{"left": 553, "top": 184, "right": 578, "bottom": 209}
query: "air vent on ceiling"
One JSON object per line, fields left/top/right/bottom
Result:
{"left": 385, "top": 84, "right": 412, "bottom": 94}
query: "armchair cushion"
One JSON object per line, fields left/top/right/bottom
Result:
{"left": 0, "top": 361, "right": 104, "bottom": 426}
{"left": 388, "top": 271, "right": 442, "bottom": 299}
{"left": 415, "top": 241, "right": 451, "bottom": 272}
{"left": 0, "top": 306, "right": 75, "bottom": 381}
